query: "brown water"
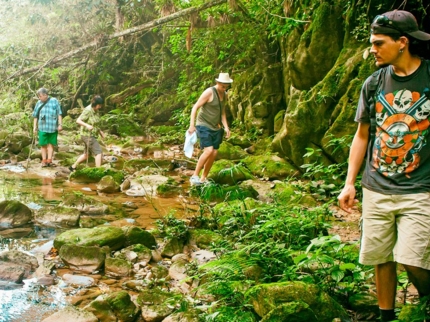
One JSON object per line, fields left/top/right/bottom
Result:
{"left": 0, "top": 163, "right": 193, "bottom": 321}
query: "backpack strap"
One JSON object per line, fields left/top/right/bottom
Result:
{"left": 368, "top": 68, "right": 387, "bottom": 140}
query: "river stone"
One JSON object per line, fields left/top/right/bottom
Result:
{"left": 59, "top": 193, "right": 108, "bottom": 215}
{"left": 96, "top": 175, "right": 120, "bottom": 193}
{"left": 105, "top": 257, "right": 132, "bottom": 277}
{"left": 34, "top": 206, "right": 80, "bottom": 228}
{"left": 122, "top": 225, "right": 157, "bottom": 249}
{"left": 162, "top": 311, "right": 199, "bottom": 322}
{"left": 0, "top": 250, "right": 38, "bottom": 283}
{"left": 168, "top": 260, "right": 187, "bottom": 281}
{"left": 54, "top": 226, "right": 126, "bottom": 251}
{"left": 190, "top": 250, "right": 216, "bottom": 265}
{"left": 113, "top": 244, "right": 152, "bottom": 263}
{"left": 124, "top": 174, "right": 169, "bottom": 196}
{"left": 137, "top": 288, "right": 175, "bottom": 322}
{"left": 0, "top": 227, "right": 33, "bottom": 238}
{"left": 161, "top": 237, "right": 185, "bottom": 259}
{"left": 106, "top": 290, "right": 140, "bottom": 321}
{"left": 0, "top": 200, "right": 32, "bottom": 230}
{"left": 62, "top": 273, "right": 95, "bottom": 287}
{"left": 59, "top": 245, "right": 108, "bottom": 273}
{"left": 5, "top": 131, "right": 32, "bottom": 154}
{"left": 246, "top": 281, "right": 349, "bottom": 321}
{"left": 42, "top": 306, "right": 98, "bottom": 322}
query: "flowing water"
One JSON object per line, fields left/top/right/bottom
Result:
{"left": 0, "top": 164, "right": 189, "bottom": 321}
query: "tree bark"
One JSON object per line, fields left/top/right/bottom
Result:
{"left": 4, "top": 0, "right": 228, "bottom": 82}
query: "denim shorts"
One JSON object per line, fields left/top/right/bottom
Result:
{"left": 196, "top": 125, "right": 224, "bottom": 149}
{"left": 360, "top": 188, "right": 430, "bottom": 270}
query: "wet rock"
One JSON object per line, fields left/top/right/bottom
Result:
{"left": 34, "top": 206, "right": 81, "bottom": 228}
{"left": 62, "top": 273, "right": 95, "bottom": 287}
{"left": 0, "top": 227, "right": 33, "bottom": 238}
{"left": 59, "top": 193, "right": 108, "bottom": 215}
{"left": 137, "top": 288, "right": 176, "bottom": 322}
{"left": 160, "top": 237, "right": 184, "bottom": 258}
{"left": 54, "top": 226, "right": 126, "bottom": 251}
{"left": 0, "top": 250, "right": 38, "bottom": 283}
{"left": 0, "top": 200, "right": 33, "bottom": 230}
{"left": 113, "top": 244, "right": 152, "bottom": 264}
{"left": 105, "top": 257, "right": 132, "bottom": 277}
{"left": 69, "top": 167, "right": 124, "bottom": 184}
{"left": 59, "top": 245, "right": 108, "bottom": 273}
{"left": 96, "top": 175, "right": 120, "bottom": 193}
{"left": 87, "top": 290, "right": 140, "bottom": 322}
{"left": 122, "top": 225, "right": 157, "bottom": 249}
{"left": 41, "top": 305, "right": 98, "bottom": 322}
{"left": 37, "top": 275, "right": 55, "bottom": 286}
{"left": 123, "top": 174, "right": 169, "bottom": 196}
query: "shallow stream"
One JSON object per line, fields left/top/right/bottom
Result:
{"left": 0, "top": 164, "right": 189, "bottom": 321}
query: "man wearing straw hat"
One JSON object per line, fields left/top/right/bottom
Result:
{"left": 187, "top": 72, "right": 232, "bottom": 185}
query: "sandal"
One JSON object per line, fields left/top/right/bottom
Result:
{"left": 41, "top": 159, "right": 48, "bottom": 167}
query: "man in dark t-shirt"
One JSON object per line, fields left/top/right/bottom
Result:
{"left": 338, "top": 10, "right": 430, "bottom": 322}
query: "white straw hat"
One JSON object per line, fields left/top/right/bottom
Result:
{"left": 215, "top": 73, "right": 233, "bottom": 83}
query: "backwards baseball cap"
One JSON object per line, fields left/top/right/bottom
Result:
{"left": 371, "top": 10, "right": 430, "bottom": 41}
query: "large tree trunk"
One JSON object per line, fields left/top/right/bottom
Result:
{"left": 4, "top": 0, "right": 228, "bottom": 82}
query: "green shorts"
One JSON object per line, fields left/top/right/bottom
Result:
{"left": 81, "top": 136, "right": 102, "bottom": 156}
{"left": 360, "top": 188, "right": 430, "bottom": 270}
{"left": 38, "top": 131, "right": 58, "bottom": 146}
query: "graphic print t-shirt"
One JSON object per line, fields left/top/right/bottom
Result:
{"left": 355, "top": 60, "right": 430, "bottom": 194}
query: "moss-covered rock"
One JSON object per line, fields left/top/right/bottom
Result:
{"left": 189, "top": 229, "right": 223, "bottom": 249}
{"left": 69, "top": 167, "right": 124, "bottom": 184}
{"left": 157, "top": 183, "right": 183, "bottom": 197}
{"left": 207, "top": 160, "right": 254, "bottom": 185}
{"left": 113, "top": 243, "right": 152, "bottom": 263}
{"left": 123, "top": 159, "right": 172, "bottom": 173}
{"left": 0, "top": 200, "right": 33, "bottom": 230}
{"left": 122, "top": 225, "right": 157, "bottom": 249}
{"left": 105, "top": 257, "right": 132, "bottom": 277}
{"left": 242, "top": 155, "right": 300, "bottom": 180}
{"left": 96, "top": 175, "right": 120, "bottom": 193}
{"left": 216, "top": 141, "right": 248, "bottom": 160}
{"left": 60, "top": 193, "right": 109, "bottom": 215}
{"left": 100, "top": 113, "right": 144, "bottom": 137}
{"left": 59, "top": 245, "right": 108, "bottom": 273}
{"left": 136, "top": 288, "right": 179, "bottom": 322}
{"left": 261, "top": 301, "right": 317, "bottom": 321}
{"left": 34, "top": 206, "right": 80, "bottom": 228}
{"left": 54, "top": 226, "right": 126, "bottom": 250}
{"left": 246, "top": 281, "right": 348, "bottom": 321}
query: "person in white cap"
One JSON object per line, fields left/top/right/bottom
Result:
{"left": 338, "top": 10, "right": 430, "bottom": 321}
{"left": 187, "top": 72, "right": 232, "bottom": 185}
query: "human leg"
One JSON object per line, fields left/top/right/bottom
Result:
{"left": 403, "top": 264, "right": 430, "bottom": 298}
{"left": 40, "top": 145, "right": 48, "bottom": 166}
{"left": 200, "top": 149, "right": 218, "bottom": 181}
{"left": 46, "top": 144, "right": 54, "bottom": 165}
{"left": 192, "top": 146, "right": 214, "bottom": 177}
{"left": 94, "top": 153, "right": 103, "bottom": 167}
{"left": 375, "top": 261, "right": 397, "bottom": 309}
{"left": 360, "top": 189, "right": 398, "bottom": 319}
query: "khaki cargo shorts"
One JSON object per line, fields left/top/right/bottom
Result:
{"left": 360, "top": 188, "right": 430, "bottom": 270}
